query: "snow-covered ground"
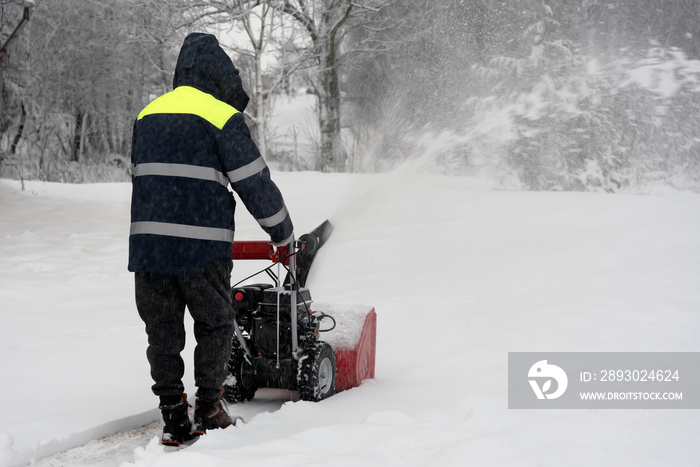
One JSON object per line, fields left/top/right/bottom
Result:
{"left": 2, "top": 172, "right": 700, "bottom": 466}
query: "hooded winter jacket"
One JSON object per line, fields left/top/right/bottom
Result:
{"left": 128, "top": 33, "right": 293, "bottom": 274}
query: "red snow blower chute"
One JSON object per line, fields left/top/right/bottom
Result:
{"left": 224, "top": 220, "right": 376, "bottom": 402}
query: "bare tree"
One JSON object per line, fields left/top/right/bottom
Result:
{"left": 273, "top": 0, "right": 398, "bottom": 171}
{"left": 184, "top": 0, "right": 395, "bottom": 171}
{"left": 238, "top": 2, "right": 275, "bottom": 160}
{"left": 1, "top": 0, "right": 34, "bottom": 162}
{"left": 1, "top": 0, "right": 185, "bottom": 180}
{"left": 181, "top": 2, "right": 305, "bottom": 163}
{"left": 221, "top": 3, "right": 307, "bottom": 160}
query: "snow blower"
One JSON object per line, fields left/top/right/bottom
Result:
{"left": 223, "top": 220, "right": 376, "bottom": 402}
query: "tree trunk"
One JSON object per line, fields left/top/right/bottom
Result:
{"left": 317, "top": 67, "right": 344, "bottom": 171}
{"left": 255, "top": 51, "right": 267, "bottom": 160}
{"left": 72, "top": 109, "right": 83, "bottom": 162}
{"left": 10, "top": 101, "right": 26, "bottom": 155}
{"left": 317, "top": 9, "right": 347, "bottom": 172}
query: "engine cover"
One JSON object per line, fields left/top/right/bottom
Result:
{"left": 252, "top": 287, "right": 314, "bottom": 359}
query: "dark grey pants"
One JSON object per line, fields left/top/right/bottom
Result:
{"left": 135, "top": 258, "right": 234, "bottom": 401}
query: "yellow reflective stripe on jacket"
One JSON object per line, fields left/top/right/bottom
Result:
{"left": 137, "top": 86, "right": 239, "bottom": 130}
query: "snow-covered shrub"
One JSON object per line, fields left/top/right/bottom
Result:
{"left": 617, "top": 46, "right": 700, "bottom": 191}
{"left": 468, "top": 19, "right": 700, "bottom": 192}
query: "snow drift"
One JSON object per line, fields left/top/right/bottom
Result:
{"left": 1, "top": 173, "right": 700, "bottom": 466}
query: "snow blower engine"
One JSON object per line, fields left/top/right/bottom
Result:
{"left": 224, "top": 220, "right": 376, "bottom": 402}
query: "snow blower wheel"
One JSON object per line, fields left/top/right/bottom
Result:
{"left": 298, "top": 341, "right": 336, "bottom": 402}
{"left": 223, "top": 340, "right": 257, "bottom": 403}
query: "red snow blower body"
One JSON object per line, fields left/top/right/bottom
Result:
{"left": 224, "top": 220, "right": 376, "bottom": 402}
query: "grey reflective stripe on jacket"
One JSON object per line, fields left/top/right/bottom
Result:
{"left": 225, "top": 156, "right": 289, "bottom": 231}
{"left": 130, "top": 221, "right": 234, "bottom": 243}
{"left": 131, "top": 157, "right": 287, "bottom": 243}
{"left": 227, "top": 156, "right": 267, "bottom": 183}
{"left": 256, "top": 206, "right": 289, "bottom": 228}
{"left": 132, "top": 163, "right": 229, "bottom": 188}
{"left": 132, "top": 157, "right": 268, "bottom": 188}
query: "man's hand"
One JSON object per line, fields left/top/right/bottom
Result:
{"left": 271, "top": 233, "right": 294, "bottom": 265}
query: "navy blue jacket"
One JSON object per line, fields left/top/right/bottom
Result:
{"left": 129, "top": 33, "right": 293, "bottom": 274}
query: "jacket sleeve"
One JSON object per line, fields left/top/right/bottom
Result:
{"left": 217, "top": 113, "right": 293, "bottom": 244}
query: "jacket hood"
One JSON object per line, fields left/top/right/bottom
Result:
{"left": 173, "top": 33, "right": 249, "bottom": 112}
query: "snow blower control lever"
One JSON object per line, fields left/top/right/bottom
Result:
{"left": 224, "top": 220, "right": 376, "bottom": 403}
{"left": 231, "top": 220, "right": 333, "bottom": 285}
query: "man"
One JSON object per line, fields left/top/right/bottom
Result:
{"left": 129, "top": 33, "right": 293, "bottom": 445}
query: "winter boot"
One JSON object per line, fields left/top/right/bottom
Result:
{"left": 160, "top": 393, "right": 197, "bottom": 446}
{"left": 192, "top": 395, "right": 233, "bottom": 435}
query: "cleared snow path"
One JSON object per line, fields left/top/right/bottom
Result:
{"left": 33, "top": 421, "right": 162, "bottom": 467}
{"left": 33, "top": 391, "right": 295, "bottom": 466}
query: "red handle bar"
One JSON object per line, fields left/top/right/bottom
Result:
{"left": 232, "top": 241, "right": 289, "bottom": 264}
